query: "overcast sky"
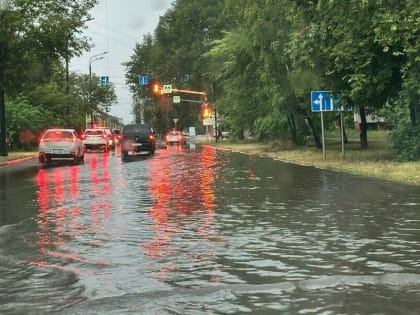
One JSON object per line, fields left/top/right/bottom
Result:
{"left": 70, "top": 0, "right": 174, "bottom": 124}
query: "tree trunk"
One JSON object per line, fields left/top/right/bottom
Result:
{"left": 409, "top": 101, "right": 417, "bottom": 126}
{"left": 339, "top": 115, "right": 349, "bottom": 144}
{"left": 287, "top": 112, "right": 297, "bottom": 144}
{"left": 359, "top": 105, "right": 368, "bottom": 149}
{"left": 305, "top": 116, "right": 322, "bottom": 149}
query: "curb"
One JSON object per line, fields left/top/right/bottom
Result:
{"left": 0, "top": 156, "right": 37, "bottom": 167}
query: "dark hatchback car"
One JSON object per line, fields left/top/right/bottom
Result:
{"left": 121, "top": 124, "right": 156, "bottom": 160}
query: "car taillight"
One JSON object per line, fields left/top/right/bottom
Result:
{"left": 149, "top": 135, "right": 154, "bottom": 141}
{"left": 39, "top": 138, "right": 44, "bottom": 144}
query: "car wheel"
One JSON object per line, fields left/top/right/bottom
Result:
{"left": 122, "top": 151, "right": 129, "bottom": 161}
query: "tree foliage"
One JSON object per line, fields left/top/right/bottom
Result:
{"left": 123, "top": 0, "right": 419, "bottom": 159}
{"left": 1, "top": 0, "right": 120, "bottom": 150}
{"left": 125, "top": 0, "right": 226, "bottom": 134}
{"left": 5, "top": 96, "right": 55, "bottom": 149}
{"left": 0, "top": 0, "right": 97, "bottom": 94}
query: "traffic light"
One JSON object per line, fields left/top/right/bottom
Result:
{"left": 150, "top": 81, "right": 163, "bottom": 95}
{"left": 201, "top": 103, "right": 212, "bottom": 119}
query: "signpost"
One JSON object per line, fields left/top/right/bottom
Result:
{"left": 163, "top": 84, "right": 172, "bottom": 94}
{"left": 311, "top": 91, "right": 335, "bottom": 112}
{"left": 203, "top": 117, "right": 215, "bottom": 126}
{"left": 100, "top": 76, "right": 109, "bottom": 85}
{"left": 311, "top": 91, "right": 334, "bottom": 160}
{"left": 173, "top": 95, "right": 181, "bottom": 104}
{"left": 311, "top": 91, "right": 353, "bottom": 159}
{"left": 138, "top": 75, "right": 148, "bottom": 85}
{"left": 180, "top": 74, "right": 189, "bottom": 82}
{"left": 335, "top": 102, "right": 352, "bottom": 159}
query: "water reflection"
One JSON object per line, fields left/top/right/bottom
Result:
{"left": 145, "top": 145, "right": 220, "bottom": 283}
{"left": 34, "top": 153, "right": 112, "bottom": 267}
{"left": 87, "top": 153, "right": 112, "bottom": 247}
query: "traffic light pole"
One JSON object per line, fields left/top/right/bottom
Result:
{"left": 159, "top": 86, "right": 213, "bottom": 138}
{"left": 171, "top": 88, "right": 208, "bottom": 104}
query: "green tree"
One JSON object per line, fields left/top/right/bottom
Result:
{"left": 125, "top": 0, "right": 226, "bottom": 133}
{"left": 0, "top": 0, "right": 97, "bottom": 155}
{"left": 205, "top": 0, "right": 304, "bottom": 141}
{"left": 71, "top": 73, "right": 117, "bottom": 128}
{"left": 5, "top": 96, "right": 55, "bottom": 149}
{"left": 372, "top": 0, "right": 420, "bottom": 160}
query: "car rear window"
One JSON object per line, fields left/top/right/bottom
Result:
{"left": 123, "top": 125, "right": 151, "bottom": 134}
{"left": 85, "top": 130, "right": 105, "bottom": 136}
{"left": 44, "top": 131, "right": 73, "bottom": 139}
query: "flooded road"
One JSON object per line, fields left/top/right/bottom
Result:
{"left": 1, "top": 144, "right": 420, "bottom": 314}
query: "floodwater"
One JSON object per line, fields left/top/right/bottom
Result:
{"left": 1, "top": 144, "right": 420, "bottom": 314}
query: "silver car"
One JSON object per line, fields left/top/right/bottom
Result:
{"left": 38, "top": 128, "right": 84, "bottom": 164}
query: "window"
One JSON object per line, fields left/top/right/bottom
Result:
{"left": 85, "top": 130, "right": 105, "bottom": 136}
{"left": 44, "top": 131, "right": 73, "bottom": 139}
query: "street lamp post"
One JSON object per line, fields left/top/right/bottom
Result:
{"left": 88, "top": 51, "right": 108, "bottom": 128}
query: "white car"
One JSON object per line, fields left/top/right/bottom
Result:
{"left": 82, "top": 128, "right": 113, "bottom": 152}
{"left": 166, "top": 130, "right": 185, "bottom": 145}
{"left": 38, "top": 128, "right": 84, "bottom": 164}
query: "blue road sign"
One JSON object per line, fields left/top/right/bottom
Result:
{"left": 180, "top": 74, "right": 189, "bottom": 82}
{"left": 311, "top": 91, "right": 337, "bottom": 112}
{"left": 138, "top": 75, "right": 148, "bottom": 85}
{"left": 100, "top": 76, "right": 109, "bottom": 85}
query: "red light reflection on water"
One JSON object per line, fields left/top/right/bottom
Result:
{"left": 143, "top": 145, "right": 221, "bottom": 280}
{"left": 88, "top": 154, "right": 112, "bottom": 229}
{"left": 34, "top": 153, "right": 112, "bottom": 270}
{"left": 35, "top": 166, "right": 83, "bottom": 260}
